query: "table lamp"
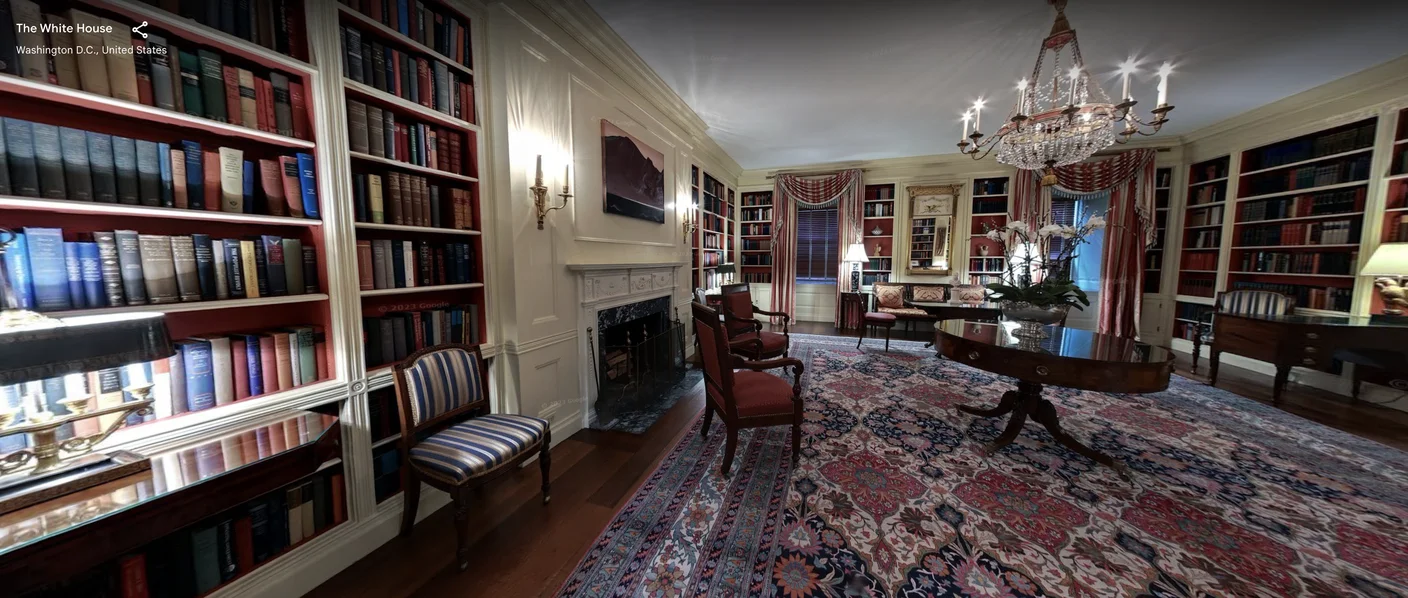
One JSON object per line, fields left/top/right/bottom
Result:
{"left": 0, "top": 229, "right": 175, "bottom": 513}
{"left": 844, "top": 243, "right": 870, "bottom": 293}
{"left": 1361, "top": 243, "right": 1408, "bottom": 318}
{"left": 716, "top": 263, "right": 736, "bottom": 287}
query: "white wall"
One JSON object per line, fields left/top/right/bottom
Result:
{"left": 483, "top": 0, "right": 740, "bottom": 440}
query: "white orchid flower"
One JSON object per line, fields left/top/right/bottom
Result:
{"left": 985, "top": 229, "right": 1003, "bottom": 241}
{"left": 1037, "top": 224, "right": 1062, "bottom": 238}
{"left": 1008, "top": 220, "right": 1029, "bottom": 233}
{"left": 1086, "top": 214, "right": 1107, "bottom": 229}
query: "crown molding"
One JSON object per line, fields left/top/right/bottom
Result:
{"left": 522, "top": 0, "right": 744, "bottom": 179}
{"left": 1181, "top": 54, "right": 1408, "bottom": 149}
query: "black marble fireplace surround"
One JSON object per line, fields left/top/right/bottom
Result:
{"left": 590, "top": 296, "right": 694, "bottom": 434}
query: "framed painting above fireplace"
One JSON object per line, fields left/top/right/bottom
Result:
{"left": 601, "top": 120, "right": 666, "bottom": 223}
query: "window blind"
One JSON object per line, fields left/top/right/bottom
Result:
{"left": 1048, "top": 197, "right": 1078, "bottom": 260}
{"left": 795, "top": 208, "right": 839, "bottom": 283}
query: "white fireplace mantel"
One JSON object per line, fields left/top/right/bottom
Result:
{"left": 568, "top": 261, "right": 687, "bottom": 307}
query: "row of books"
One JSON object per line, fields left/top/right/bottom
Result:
{"left": 338, "top": 0, "right": 473, "bottom": 68}
{"left": 342, "top": 25, "right": 476, "bottom": 122}
{"left": 1, "top": 117, "right": 320, "bottom": 217}
{"left": 741, "top": 238, "right": 772, "bottom": 251}
{"left": 742, "top": 254, "right": 773, "bottom": 266}
{"left": 143, "top": 0, "right": 305, "bottom": 59}
{"left": 700, "top": 230, "right": 723, "bottom": 250}
{"left": 3, "top": 228, "right": 317, "bottom": 313}
{"left": 1190, "top": 183, "right": 1224, "bottom": 206}
{"left": 700, "top": 212, "right": 727, "bottom": 235}
{"left": 973, "top": 179, "right": 1008, "bottom": 195}
{"left": 740, "top": 193, "right": 772, "bottom": 207}
{"left": 1176, "top": 276, "right": 1215, "bottom": 298}
{"left": 1186, "top": 205, "right": 1224, "bottom": 227}
{"left": 741, "top": 223, "right": 772, "bottom": 237}
{"left": 131, "top": 467, "right": 342, "bottom": 597}
{"left": 1394, "top": 147, "right": 1408, "bottom": 177}
{"left": 355, "top": 239, "right": 475, "bottom": 290}
{"left": 1186, "top": 230, "right": 1220, "bottom": 249}
{"left": 352, "top": 171, "right": 474, "bottom": 228}
{"left": 1388, "top": 214, "right": 1408, "bottom": 243}
{"left": 346, "top": 99, "right": 467, "bottom": 174}
{"left": 1175, "top": 301, "right": 1214, "bottom": 322}
{"left": 967, "top": 274, "right": 999, "bottom": 286}
{"left": 1232, "top": 281, "right": 1352, "bottom": 312}
{"left": 366, "top": 388, "right": 403, "bottom": 444}
{"left": 1236, "top": 219, "right": 1358, "bottom": 247}
{"left": 1244, "top": 122, "right": 1375, "bottom": 172}
{"left": 869, "top": 186, "right": 896, "bottom": 200}
{"left": 1194, "top": 160, "right": 1229, "bottom": 183}
{"left": 743, "top": 272, "right": 773, "bottom": 284}
{"left": 699, "top": 250, "right": 723, "bottom": 267}
{"left": 1181, "top": 252, "right": 1218, "bottom": 271}
{"left": 866, "top": 257, "right": 893, "bottom": 271}
{"left": 1144, "top": 251, "right": 1163, "bottom": 270}
{"left": 742, "top": 206, "right": 773, "bottom": 221}
{"left": 1240, "top": 188, "right": 1366, "bottom": 222}
{"left": 1235, "top": 251, "right": 1357, "bottom": 276}
{"left": 363, "top": 304, "right": 481, "bottom": 367}
{"left": 1242, "top": 156, "right": 1371, "bottom": 197}
{"left": 699, "top": 193, "right": 732, "bottom": 219}
{"left": 862, "top": 203, "right": 894, "bottom": 218}
{"left": 969, "top": 257, "right": 1005, "bottom": 274}
{"left": 973, "top": 198, "right": 1007, "bottom": 214}
{"left": 372, "top": 443, "right": 402, "bottom": 502}
{"left": 699, "top": 269, "right": 726, "bottom": 291}
{"left": 1156, "top": 170, "right": 1173, "bottom": 188}
{"left": 1, "top": 5, "right": 309, "bottom": 140}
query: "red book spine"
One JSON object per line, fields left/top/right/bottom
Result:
{"left": 456, "top": 21, "right": 466, "bottom": 65}
{"left": 356, "top": 240, "right": 374, "bottom": 290}
{"left": 396, "top": 124, "right": 409, "bottom": 163}
{"left": 417, "top": 58, "right": 431, "bottom": 107}
{"left": 437, "top": 132, "right": 449, "bottom": 172}
{"left": 222, "top": 65, "right": 242, "bottom": 126}
{"left": 289, "top": 81, "right": 310, "bottom": 140}
{"left": 278, "top": 156, "right": 304, "bottom": 217}
{"left": 134, "top": 39, "right": 154, "bottom": 106}
{"left": 331, "top": 472, "right": 347, "bottom": 523}
{"left": 448, "top": 133, "right": 462, "bottom": 174}
{"left": 232, "top": 338, "right": 251, "bottom": 400}
{"left": 315, "top": 334, "right": 328, "bottom": 379}
{"left": 435, "top": 247, "right": 445, "bottom": 284}
{"left": 391, "top": 50, "right": 402, "bottom": 97}
{"left": 411, "top": 311, "right": 425, "bottom": 349}
{"left": 256, "top": 78, "right": 273, "bottom": 132}
{"left": 118, "top": 554, "right": 148, "bottom": 598}
{"left": 258, "top": 336, "right": 280, "bottom": 392}
{"left": 425, "top": 129, "right": 437, "bottom": 169}
{"left": 369, "top": 0, "right": 383, "bottom": 23}
{"left": 234, "top": 515, "right": 255, "bottom": 574}
{"left": 203, "top": 150, "right": 221, "bottom": 211}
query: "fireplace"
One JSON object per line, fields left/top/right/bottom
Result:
{"left": 591, "top": 297, "right": 687, "bottom": 423}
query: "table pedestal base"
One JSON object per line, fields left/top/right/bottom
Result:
{"left": 958, "top": 380, "right": 1128, "bottom": 477}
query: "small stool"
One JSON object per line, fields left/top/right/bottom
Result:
{"left": 857, "top": 312, "right": 897, "bottom": 351}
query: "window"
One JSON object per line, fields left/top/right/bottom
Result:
{"left": 795, "top": 208, "right": 839, "bottom": 284}
{"left": 1049, "top": 191, "right": 1107, "bottom": 292}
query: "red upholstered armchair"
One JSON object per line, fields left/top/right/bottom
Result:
{"left": 718, "top": 283, "right": 791, "bottom": 361}
{"left": 692, "top": 302, "right": 804, "bottom": 475}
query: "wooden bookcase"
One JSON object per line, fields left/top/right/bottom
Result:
{"left": 861, "top": 183, "right": 895, "bottom": 287}
{"left": 739, "top": 191, "right": 774, "bottom": 284}
{"left": 0, "top": 0, "right": 493, "bottom": 594}
{"left": 1176, "top": 156, "right": 1228, "bottom": 300}
{"left": 690, "top": 166, "right": 733, "bottom": 291}
{"left": 968, "top": 176, "right": 1010, "bottom": 285}
{"left": 1228, "top": 118, "right": 1376, "bottom": 313}
{"left": 1144, "top": 167, "right": 1173, "bottom": 294}
{"left": 1384, "top": 107, "right": 1408, "bottom": 244}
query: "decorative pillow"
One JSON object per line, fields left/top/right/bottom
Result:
{"left": 953, "top": 284, "right": 986, "bottom": 304}
{"left": 912, "top": 285, "right": 947, "bottom": 302}
{"left": 874, "top": 284, "right": 905, "bottom": 309}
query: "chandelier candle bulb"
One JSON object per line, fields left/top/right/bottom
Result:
{"left": 1156, "top": 63, "right": 1172, "bottom": 106}
{"left": 1017, "top": 79, "right": 1029, "bottom": 115}
{"left": 1067, "top": 67, "right": 1081, "bottom": 105}
{"left": 961, "top": 111, "right": 971, "bottom": 142}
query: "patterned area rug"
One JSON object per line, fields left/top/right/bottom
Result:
{"left": 556, "top": 334, "right": 1408, "bottom": 597}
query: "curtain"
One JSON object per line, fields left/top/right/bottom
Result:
{"left": 1011, "top": 148, "right": 1157, "bottom": 338}
{"left": 771, "top": 169, "right": 863, "bottom": 326}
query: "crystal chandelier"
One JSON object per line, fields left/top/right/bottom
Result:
{"left": 957, "top": 0, "right": 1174, "bottom": 183}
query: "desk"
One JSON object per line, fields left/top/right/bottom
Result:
{"left": 1212, "top": 314, "right": 1408, "bottom": 404}
{"left": 935, "top": 320, "right": 1174, "bottom": 475}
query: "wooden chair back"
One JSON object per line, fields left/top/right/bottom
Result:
{"left": 691, "top": 302, "right": 738, "bottom": 420}
{"left": 391, "top": 343, "right": 492, "bottom": 447}
{"left": 719, "top": 283, "right": 757, "bottom": 336}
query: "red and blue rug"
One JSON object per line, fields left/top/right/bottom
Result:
{"left": 556, "top": 334, "right": 1408, "bottom": 597}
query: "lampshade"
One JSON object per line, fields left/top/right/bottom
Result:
{"left": 716, "top": 263, "right": 736, "bottom": 275}
{"left": 1361, "top": 243, "right": 1408, "bottom": 276}
{"left": 843, "top": 243, "right": 870, "bottom": 263}
{"left": 0, "top": 312, "right": 174, "bottom": 386}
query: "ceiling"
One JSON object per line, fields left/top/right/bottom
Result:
{"left": 586, "top": 0, "right": 1408, "bottom": 170}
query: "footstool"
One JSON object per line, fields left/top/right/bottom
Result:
{"left": 857, "top": 312, "right": 897, "bottom": 351}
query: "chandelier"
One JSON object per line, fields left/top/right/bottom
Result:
{"left": 957, "top": 0, "right": 1174, "bottom": 183}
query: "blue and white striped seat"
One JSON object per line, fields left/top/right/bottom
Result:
{"left": 410, "top": 414, "right": 548, "bottom": 483}
{"left": 1202, "top": 290, "right": 1296, "bottom": 341}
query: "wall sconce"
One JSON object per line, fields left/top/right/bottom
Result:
{"left": 681, "top": 205, "right": 698, "bottom": 241}
{"left": 532, "top": 155, "right": 571, "bottom": 230}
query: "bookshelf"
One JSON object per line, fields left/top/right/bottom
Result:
{"left": 1226, "top": 118, "right": 1376, "bottom": 313}
{"left": 740, "top": 191, "right": 774, "bottom": 284}
{"left": 1383, "top": 107, "right": 1408, "bottom": 244}
{"left": 691, "top": 167, "right": 733, "bottom": 291}
{"left": 968, "top": 176, "right": 1009, "bottom": 285}
{"left": 0, "top": 0, "right": 492, "bottom": 594}
{"left": 1176, "top": 156, "right": 1229, "bottom": 300}
{"left": 1144, "top": 168, "right": 1174, "bottom": 294}
{"left": 861, "top": 184, "right": 895, "bottom": 287}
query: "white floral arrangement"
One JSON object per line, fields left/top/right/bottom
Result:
{"left": 981, "top": 213, "right": 1107, "bottom": 309}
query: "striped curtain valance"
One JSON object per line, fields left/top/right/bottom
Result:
{"left": 770, "top": 169, "right": 864, "bottom": 327}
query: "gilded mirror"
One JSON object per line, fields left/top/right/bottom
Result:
{"left": 905, "top": 184, "right": 959, "bottom": 275}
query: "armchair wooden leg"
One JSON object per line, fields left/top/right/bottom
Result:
{"left": 1192, "top": 334, "right": 1202, "bottom": 374}
{"left": 720, "top": 428, "right": 738, "bottom": 477}
{"left": 701, "top": 405, "right": 715, "bottom": 438}
{"left": 857, "top": 323, "right": 866, "bottom": 349}
{"left": 539, "top": 430, "right": 552, "bottom": 505}
{"left": 884, "top": 325, "right": 891, "bottom": 352}
{"left": 399, "top": 468, "right": 420, "bottom": 537}
{"left": 453, "top": 488, "right": 471, "bottom": 571}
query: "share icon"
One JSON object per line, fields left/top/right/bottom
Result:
{"left": 132, "top": 21, "right": 149, "bottom": 39}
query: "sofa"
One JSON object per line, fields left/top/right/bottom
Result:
{"left": 868, "top": 282, "right": 952, "bottom": 334}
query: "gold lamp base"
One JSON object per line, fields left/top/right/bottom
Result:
{"left": 0, "top": 450, "right": 150, "bottom": 516}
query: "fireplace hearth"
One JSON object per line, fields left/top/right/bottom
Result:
{"left": 590, "top": 297, "right": 687, "bottom": 429}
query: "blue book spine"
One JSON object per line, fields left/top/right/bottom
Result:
{"left": 157, "top": 141, "right": 174, "bottom": 207}
{"left": 23, "top": 227, "right": 71, "bottom": 311}
{"left": 179, "top": 339, "right": 216, "bottom": 412}
{"left": 242, "top": 334, "right": 263, "bottom": 396}
{"left": 77, "top": 242, "right": 103, "bottom": 309}
{"left": 242, "top": 159, "right": 255, "bottom": 214}
{"left": 181, "top": 140, "right": 203, "bottom": 209}
{"left": 390, "top": 240, "right": 405, "bottom": 288}
{"left": 295, "top": 153, "right": 319, "bottom": 218}
{"left": 397, "top": 0, "right": 409, "bottom": 35}
{"left": 224, "top": 239, "right": 245, "bottom": 298}
{"left": 192, "top": 233, "right": 217, "bottom": 300}
{"left": 63, "top": 242, "right": 85, "bottom": 309}
{"left": 3, "top": 232, "right": 34, "bottom": 310}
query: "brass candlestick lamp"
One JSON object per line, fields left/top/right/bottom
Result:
{"left": 0, "top": 228, "right": 173, "bottom": 513}
{"left": 532, "top": 155, "right": 572, "bottom": 230}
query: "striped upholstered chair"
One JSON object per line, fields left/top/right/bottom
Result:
{"left": 392, "top": 344, "right": 550, "bottom": 571}
{"left": 1192, "top": 290, "right": 1296, "bottom": 374}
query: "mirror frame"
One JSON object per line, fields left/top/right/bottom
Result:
{"left": 905, "top": 184, "right": 961, "bottom": 276}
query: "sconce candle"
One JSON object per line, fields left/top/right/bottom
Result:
{"left": 531, "top": 155, "right": 570, "bottom": 230}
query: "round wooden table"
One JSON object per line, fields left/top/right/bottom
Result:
{"left": 934, "top": 319, "right": 1175, "bottom": 475}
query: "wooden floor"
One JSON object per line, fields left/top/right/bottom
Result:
{"left": 309, "top": 324, "right": 1408, "bottom": 598}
